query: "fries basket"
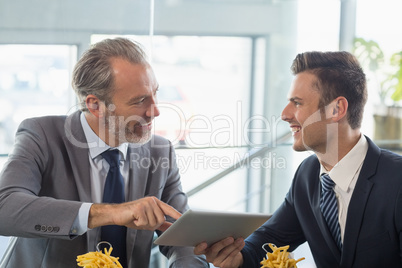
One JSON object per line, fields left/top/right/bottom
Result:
{"left": 76, "top": 241, "right": 123, "bottom": 268}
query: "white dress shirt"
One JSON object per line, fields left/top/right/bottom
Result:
{"left": 70, "top": 113, "right": 130, "bottom": 235}
{"left": 319, "top": 134, "right": 368, "bottom": 241}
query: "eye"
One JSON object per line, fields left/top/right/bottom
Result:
{"left": 133, "top": 98, "right": 146, "bottom": 105}
{"left": 152, "top": 89, "right": 159, "bottom": 102}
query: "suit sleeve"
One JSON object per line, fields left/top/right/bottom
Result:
{"left": 0, "top": 118, "right": 82, "bottom": 239}
{"left": 395, "top": 186, "right": 402, "bottom": 263}
{"left": 241, "top": 171, "right": 306, "bottom": 267}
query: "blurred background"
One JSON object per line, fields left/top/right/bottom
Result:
{"left": 1, "top": 0, "right": 402, "bottom": 267}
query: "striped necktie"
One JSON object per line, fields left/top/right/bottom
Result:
{"left": 100, "top": 149, "right": 127, "bottom": 267}
{"left": 320, "top": 173, "right": 342, "bottom": 250}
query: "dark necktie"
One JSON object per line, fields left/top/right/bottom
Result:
{"left": 320, "top": 173, "right": 342, "bottom": 251}
{"left": 100, "top": 149, "right": 127, "bottom": 267}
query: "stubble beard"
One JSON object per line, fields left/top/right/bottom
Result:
{"left": 105, "top": 111, "right": 152, "bottom": 146}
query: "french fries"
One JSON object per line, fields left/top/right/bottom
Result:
{"left": 260, "top": 243, "right": 305, "bottom": 268}
{"left": 77, "top": 246, "right": 123, "bottom": 268}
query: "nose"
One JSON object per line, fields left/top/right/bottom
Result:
{"left": 281, "top": 103, "right": 292, "bottom": 122}
{"left": 146, "top": 97, "right": 160, "bottom": 118}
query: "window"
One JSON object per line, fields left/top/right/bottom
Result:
{"left": 0, "top": 45, "right": 77, "bottom": 154}
{"left": 92, "top": 34, "right": 258, "bottom": 211}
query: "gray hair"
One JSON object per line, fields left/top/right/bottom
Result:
{"left": 72, "top": 37, "right": 149, "bottom": 111}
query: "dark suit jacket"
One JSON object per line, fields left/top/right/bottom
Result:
{"left": 0, "top": 111, "right": 207, "bottom": 268}
{"left": 242, "top": 137, "right": 402, "bottom": 267}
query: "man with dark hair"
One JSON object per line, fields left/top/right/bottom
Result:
{"left": 0, "top": 37, "right": 208, "bottom": 268}
{"left": 195, "top": 51, "right": 402, "bottom": 267}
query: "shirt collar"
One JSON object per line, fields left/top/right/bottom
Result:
{"left": 320, "top": 134, "right": 368, "bottom": 191}
{"left": 80, "top": 112, "right": 128, "bottom": 160}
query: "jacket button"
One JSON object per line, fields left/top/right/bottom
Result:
{"left": 40, "top": 225, "right": 47, "bottom": 232}
{"left": 47, "top": 226, "right": 53, "bottom": 232}
{"left": 53, "top": 227, "right": 60, "bottom": 233}
{"left": 35, "top": 225, "right": 41, "bottom": 231}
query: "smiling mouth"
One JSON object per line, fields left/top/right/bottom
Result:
{"left": 291, "top": 126, "right": 301, "bottom": 133}
{"left": 134, "top": 122, "right": 152, "bottom": 130}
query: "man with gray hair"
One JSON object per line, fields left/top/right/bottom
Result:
{"left": 0, "top": 37, "right": 208, "bottom": 267}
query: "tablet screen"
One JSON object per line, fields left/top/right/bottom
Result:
{"left": 154, "top": 209, "right": 271, "bottom": 247}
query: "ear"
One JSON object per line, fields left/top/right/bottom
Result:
{"left": 329, "top": 97, "right": 348, "bottom": 122}
{"left": 85, "top": 94, "right": 106, "bottom": 118}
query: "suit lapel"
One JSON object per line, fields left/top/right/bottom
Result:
{"left": 126, "top": 144, "right": 150, "bottom": 200}
{"left": 64, "top": 111, "right": 97, "bottom": 251}
{"left": 126, "top": 143, "right": 151, "bottom": 264}
{"left": 341, "top": 138, "right": 379, "bottom": 267}
{"left": 64, "top": 111, "right": 92, "bottom": 203}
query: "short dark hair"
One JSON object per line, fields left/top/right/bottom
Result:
{"left": 72, "top": 37, "right": 149, "bottom": 111}
{"left": 291, "top": 51, "right": 367, "bottom": 129}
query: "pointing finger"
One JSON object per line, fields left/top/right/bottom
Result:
{"left": 155, "top": 198, "right": 182, "bottom": 220}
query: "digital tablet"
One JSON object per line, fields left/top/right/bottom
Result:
{"left": 154, "top": 209, "right": 271, "bottom": 247}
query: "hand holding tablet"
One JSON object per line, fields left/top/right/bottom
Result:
{"left": 154, "top": 209, "right": 271, "bottom": 247}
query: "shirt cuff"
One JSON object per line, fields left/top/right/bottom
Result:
{"left": 70, "top": 203, "right": 93, "bottom": 236}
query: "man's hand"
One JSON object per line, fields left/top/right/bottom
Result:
{"left": 194, "top": 237, "right": 245, "bottom": 268}
{"left": 88, "top": 196, "right": 181, "bottom": 231}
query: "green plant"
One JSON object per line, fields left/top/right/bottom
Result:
{"left": 352, "top": 38, "right": 384, "bottom": 72}
{"left": 352, "top": 37, "right": 402, "bottom": 105}
{"left": 388, "top": 51, "right": 402, "bottom": 102}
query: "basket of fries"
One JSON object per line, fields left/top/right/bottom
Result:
{"left": 77, "top": 242, "right": 123, "bottom": 268}
{"left": 260, "top": 243, "right": 305, "bottom": 268}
